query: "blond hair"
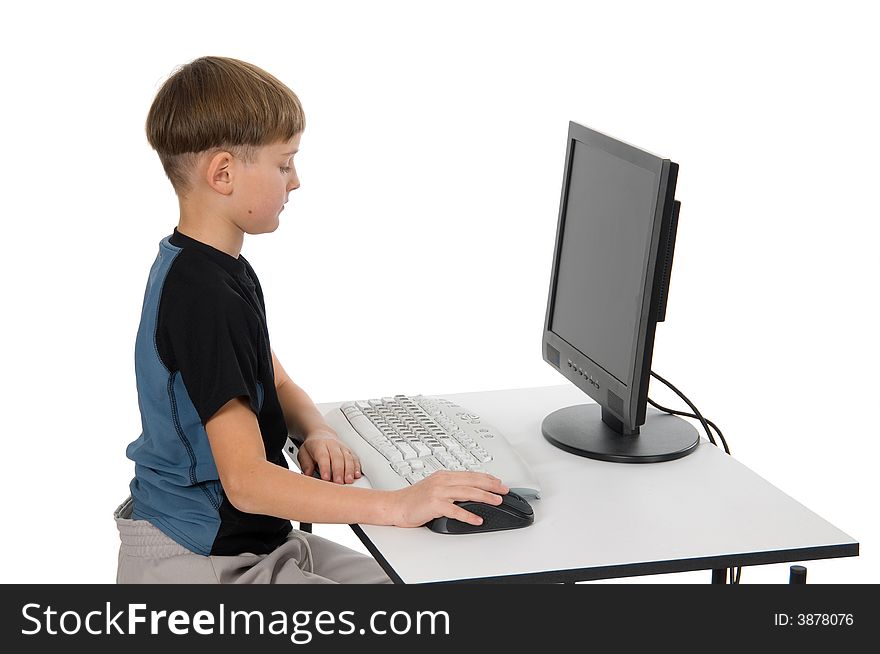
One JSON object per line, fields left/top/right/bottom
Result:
{"left": 146, "top": 56, "right": 305, "bottom": 194}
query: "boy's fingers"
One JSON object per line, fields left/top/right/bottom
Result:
{"left": 325, "top": 445, "right": 346, "bottom": 483}
{"left": 448, "top": 487, "right": 504, "bottom": 505}
{"left": 449, "top": 506, "right": 483, "bottom": 526}
{"left": 438, "top": 471, "right": 508, "bottom": 493}
{"left": 297, "top": 449, "right": 315, "bottom": 477}
{"left": 343, "top": 450, "right": 359, "bottom": 483}
{"left": 311, "top": 447, "right": 333, "bottom": 480}
{"left": 474, "top": 473, "right": 507, "bottom": 491}
{"left": 323, "top": 443, "right": 359, "bottom": 484}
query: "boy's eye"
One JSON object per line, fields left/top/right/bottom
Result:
{"left": 280, "top": 166, "right": 292, "bottom": 174}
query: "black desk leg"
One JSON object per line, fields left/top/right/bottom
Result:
{"left": 711, "top": 568, "right": 727, "bottom": 584}
{"left": 300, "top": 522, "right": 313, "bottom": 533}
{"left": 789, "top": 565, "right": 807, "bottom": 584}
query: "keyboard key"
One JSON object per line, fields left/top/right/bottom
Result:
{"left": 347, "top": 414, "right": 384, "bottom": 439}
{"left": 440, "top": 438, "right": 461, "bottom": 451}
{"left": 380, "top": 446, "right": 403, "bottom": 463}
{"left": 423, "top": 456, "right": 443, "bottom": 472}
{"left": 475, "top": 450, "right": 493, "bottom": 463}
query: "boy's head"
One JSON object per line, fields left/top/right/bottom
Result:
{"left": 146, "top": 56, "right": 305, "bottom": 198}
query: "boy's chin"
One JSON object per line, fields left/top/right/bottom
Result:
{"left": 245, "top": 219, "right": 281, "bottom": 235}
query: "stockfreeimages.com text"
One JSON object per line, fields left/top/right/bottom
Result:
{"left": 21, "top": 602, "right": 450, "bottom": 644}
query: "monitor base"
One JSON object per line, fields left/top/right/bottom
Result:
{"left": 542, "top": 404, "right": 700, "bottom": 463}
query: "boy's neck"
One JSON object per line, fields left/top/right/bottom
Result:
{"left": 176, "top": 210, "right": 244, "bottom": 259}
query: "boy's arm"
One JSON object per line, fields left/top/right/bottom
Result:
{"left": 206, "top": 397, "right": 508, "bottom": 527}
{"left": 271, "top": 349, "right": 359, "bottom": 484}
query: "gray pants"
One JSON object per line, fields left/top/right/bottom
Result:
{"left": 114, "top": 497, "right": 393, "bottom": 584}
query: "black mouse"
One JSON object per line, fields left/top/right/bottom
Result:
{"left": 426, "top": 490, "right": 534, "bottom": 534}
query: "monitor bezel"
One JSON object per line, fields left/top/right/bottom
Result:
{"left": 542, "top": 121, "right": 678, "bottom": 431}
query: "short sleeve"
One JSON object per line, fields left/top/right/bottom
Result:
{"left": 157, "top": 284, "right": 264, "bottom": 425}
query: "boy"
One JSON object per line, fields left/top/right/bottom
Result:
{"left": 115, "top": 56, "right": 509, "bottom": 584}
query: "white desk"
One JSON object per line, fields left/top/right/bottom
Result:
{"left": 312, "top": 385, "right": 858, "bottom": 584}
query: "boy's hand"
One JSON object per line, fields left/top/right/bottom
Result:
{"left": 391, "top": 471, "right": 509, "bottom": 528}
{"left": 297, "top": 430, "right": 362, "bottom": 485}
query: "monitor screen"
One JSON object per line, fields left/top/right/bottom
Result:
{"left": 549, "top": 140, "right": 659, "bottom": 387}
{"left": 541, "top": 122, "right": 699, "bottom": 463}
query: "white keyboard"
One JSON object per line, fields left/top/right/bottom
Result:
{"left": 321, "top": 394, "right": 541, "bottom": 499}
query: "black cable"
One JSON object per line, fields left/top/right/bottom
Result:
{"left": 648, "top": 395, "right": 726, "bottom": 443}
{"left": 648, "top": 397, "right": 718, "bottom": 448}
{"left": 647, "top": 397, "right": 730, "bottom": 454}
{"left": 648, "top": 370, "right": 739, "bottom": 583}
{"left": 648, "top": 371, "right": 729, "bottom": 454}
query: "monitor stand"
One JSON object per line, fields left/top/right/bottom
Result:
{"left": 542, "top": 404, "right": 700, "bottom": 463}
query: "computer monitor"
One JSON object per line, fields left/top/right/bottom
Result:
{"left": 541, "top": 121, "right": 700, "bottom": 463}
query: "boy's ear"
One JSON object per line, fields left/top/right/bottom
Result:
{"left": 205, "top": 151, "right": 235, "bottom": 196}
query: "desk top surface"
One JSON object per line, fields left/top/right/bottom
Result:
{"left": 317, "top": 385, "right": 857, "bottom": 584}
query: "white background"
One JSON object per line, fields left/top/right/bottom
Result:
{"left": 1, "top": 0, "right": 876, "bottom": 584}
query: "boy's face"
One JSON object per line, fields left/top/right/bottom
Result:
{"left": 230, "top": 133, "right": 301, "bottom": 235}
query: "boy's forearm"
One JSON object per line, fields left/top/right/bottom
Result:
{"left": 276, "top": 378, "right": 335, "bottom": 444}
{"left": 234, "top": 460, "right": 396, "bottom": 525}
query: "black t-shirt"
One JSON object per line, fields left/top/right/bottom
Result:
{"left": 128, "top": 228, "right": 292, "bottom": 555}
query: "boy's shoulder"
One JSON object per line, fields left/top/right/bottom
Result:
{"left": 157, "top": 236, "right": 260, "bottom": 321}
